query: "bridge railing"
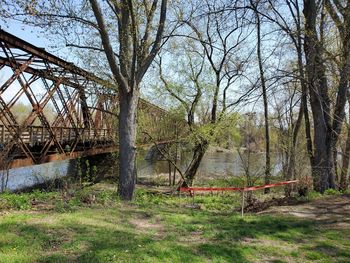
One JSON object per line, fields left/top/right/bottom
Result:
{"left": 0, "top": 124, "right": 115, "bottom": 145}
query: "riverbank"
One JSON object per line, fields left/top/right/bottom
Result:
{"left": 0, "top": 184, "right": 349, "bottom": 262}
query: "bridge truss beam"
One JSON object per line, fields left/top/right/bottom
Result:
{"left": 0, "top": 30, "right": 173, "bottom": 170}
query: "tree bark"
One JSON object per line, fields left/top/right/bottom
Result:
{"left": 254, "top": 3, "right": 271, "bottom": 193}
{"left": 328, "top": 3, "right": 350, "bottom": 188}
{"left": 285, "top": 100, "right": 303, "bottom": 196}
{"left": 340, "top": 97, "right": 350, "bottom": 191}
{"left": 89, "top": 0, "right": 167, "bottom": 200}
{"left": 118, "top": 89, "right": 139, "bottom": 200}
{"left": 184, "top": 140, "right": 209, "bottom": 186}
{"left": 303, "top": 0, "right": 333, "bottom": 193}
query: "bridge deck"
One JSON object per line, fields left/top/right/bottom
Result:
{"left": 0, "top": 124, "right": 113, "bottom": 145}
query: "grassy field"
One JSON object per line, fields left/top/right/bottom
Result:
{"left": 0, "top": 184, "right": 349, "bottom": 263}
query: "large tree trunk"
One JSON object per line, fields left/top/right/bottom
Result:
{"left": 89, "top": 0, "right": 167, "bottom": 201}
{"left": 311, "top": 110, "right": 332, "bottom": 192}
{"left": 184, "top": 140, "right": 209, "bottom": 186}
{"left": 303, "top": 0, "right": 334, "bottom": 193}
{"left": 329, "top": 55, "right": 350, "bottom": 189}
{"left": 118, "top": 89, "right": 139, "bottom": 200}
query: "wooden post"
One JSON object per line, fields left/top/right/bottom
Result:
{"left": 241, "top": 190, "right": 245, "bottom": 218}
{"left": 172, "top": 165, "right": 176, "bottom": 187}
{"left": 173, "top": 125, "right": 178, "bottom": 186}
{"left": 168, "top": 160, "right": 172, "bottom": 186}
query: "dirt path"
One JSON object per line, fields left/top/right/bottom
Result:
{"left": 260, "top": 194, "right": 350, "bottom": 228}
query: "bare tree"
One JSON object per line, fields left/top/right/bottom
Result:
{"left": 89, "top": 0, "right": 167, "bottom": 200}
{"left": 250, "top": 0, "right": 271, "bottom": 193}
{"left": 324, "top": 0, "right": 350, "bottom": 190}
{"left": 157, "top": 1, "right": 249, "bottom": 185}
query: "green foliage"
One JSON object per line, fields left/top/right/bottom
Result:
{"left": 184, "top": 112, "right": 241, "bottom": 150}
{"left": 324, "top": 188, "right": 341, "bottom": 195}
{"left": 306, "top": 191, "right": 323, "bottom": 200}
{"left": 212, "top": 113, "right": 241, "bottom": 147}
{"left": 91, "top": 165, "right": 98, "bottom": 182}
{"left": 54, "top": 199, "right": 73, "bottom": 213}
{"left": 0, "top": 192, "right": 31, "bottom": 210}
{"left": 137, "top": 106, "right": 186, "bottom": 144}
{"left": 97, "top": 190, "right": 117, "bottom": 205}
{"left": 31, "top": 189, "right": 57, "bottom": 201}
{"left": 76, "top": 158, "right": 98, "bottom": 186}
{"left": 77, "top": 157, "right": 83, "bottom": 184}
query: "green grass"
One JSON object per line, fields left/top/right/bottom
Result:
{"left": 0, "top": 185, "right": 349, "bottom": 262}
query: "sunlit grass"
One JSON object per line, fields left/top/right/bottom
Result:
{"left": 0, "top": 185, "right": 349, "bottom": 262}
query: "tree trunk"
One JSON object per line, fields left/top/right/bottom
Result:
{"left": 296, "top": 43, "right": 314, "bottom": 168}
{"left": 303, "top": 0, "right": 333, "bottom": 193}
{"left": 255, "top": 7, "right": 271, "bottom": 193}
{"left": 340, "top": 98, "right": 350, "bottom": 191}
{"left": 285, "top": 102, "right": 304, "bottom": 197}
{"left": 184, "top": 140, "right": 209, "bottom": 186}
{"left": 118, "top": 89, "right": 139, "bottom": 200}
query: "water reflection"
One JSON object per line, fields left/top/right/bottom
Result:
{"left": 136, "top": 147, "right": 281, "bottom": 182}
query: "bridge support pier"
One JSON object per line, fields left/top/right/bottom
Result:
{"left": 0, "top": 152, "right": 119, "bottom": 192}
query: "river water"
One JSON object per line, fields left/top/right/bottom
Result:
{"left": 136, "top": 147, "right": 283, "bottom": 183}
{"left": 0, "top": 146, "right": 283, "bottom": 192}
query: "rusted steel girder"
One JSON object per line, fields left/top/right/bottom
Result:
{"left": 0, "top": 29, "right": 173, "bottom": 170}
{"left": 0, "top": 30, "right": 118, "bottom": 168}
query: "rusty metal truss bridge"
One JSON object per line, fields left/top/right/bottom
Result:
{"left": 0, "top": 29, "right": 176, "bottom": 170}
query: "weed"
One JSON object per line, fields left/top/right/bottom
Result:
{"left": 324, "top": 188, "right": 341, "bottom": 195}
{"left": 0, "top": 192, "right": 31, "bottom": 210}
{"left": 54, "top": 199, "right": 77, "bottom": 212}
{"left": 97, "top": 190, "right": 117, "bottom": 205}
{"left": 306, "top": 191, "right": 323, "bottom": 200}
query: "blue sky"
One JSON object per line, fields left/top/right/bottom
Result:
{"left": 1, "top": 19, "right": 49, "bottom": 48}
{"left": 0, "top": 20, "right": 53, "bottom": 105}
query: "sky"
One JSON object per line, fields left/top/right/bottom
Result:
{"left": 1, "top": 20, "right": 49, "bottom": 49}
{"left": 0, "top": 19, "right": 65, "bottom": 108}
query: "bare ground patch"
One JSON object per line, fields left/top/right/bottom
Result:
{"left": 259, "top": 194, "right": 350, "bottom": 228}
{"left": 128, "top": 212, "right": 165, "bottom": 240}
